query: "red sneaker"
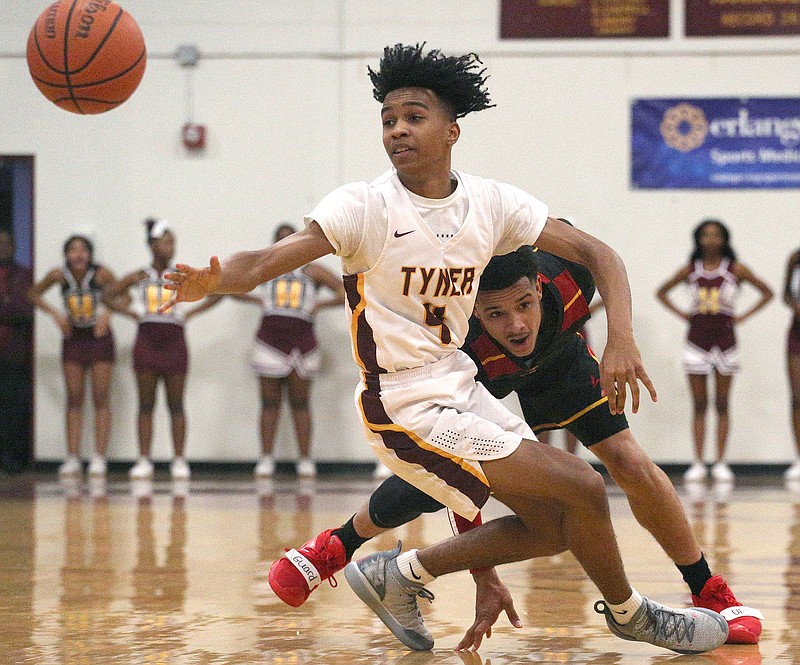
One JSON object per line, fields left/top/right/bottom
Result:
{"left": 268, "top": 528, "right": 348, "bottom": 607}
{"left": 692, "top": 575, "right": 763, "bottom": 644}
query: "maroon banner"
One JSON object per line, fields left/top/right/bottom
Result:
{"left": 500, "top": 0, "right": 670, "bottom": 39}
{"left": 686, "top": 0, "right": 800, "bottom": 36}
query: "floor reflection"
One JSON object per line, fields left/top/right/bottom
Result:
{"left": 0, "top": 472, "right": 792, "bottom": 663}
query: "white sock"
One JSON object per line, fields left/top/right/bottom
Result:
{"left": 608, "top": 589, "right": 643, "bottom": 625}
{"left": 396, "top": 549, "right": 436, "bottom": 585}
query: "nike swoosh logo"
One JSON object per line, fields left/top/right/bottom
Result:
{"left": 409, "top": 566, "right": 422, "bottom": 580}
{"left": 394, "top": 229, "right": 415, "bottom": 238}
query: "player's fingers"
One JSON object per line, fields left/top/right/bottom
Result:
{"left": 614, "top": 374, "right": 628, "bottom": 413}
{"left": 158, "top": 292, "right": 178, "bottom": 313}
{"left": 638, "top": 367, "right": 658, "bottom": 403}
{"left": 627, "top": 370, "right": 640, "bottom": 413}
{"left": 600, "top": 370, "right": 617, "bottom": 415}
{"left": 454, "top": 626, "right": 476, "bottom": 651}
{"left": 469, "top": 621, "right": 490, "bottom": 650}
{"left": 209, "top": 255, "right": 221, "bottom": 273}
{"left": 505, "top": 601, "right": 522, "bottom": 628}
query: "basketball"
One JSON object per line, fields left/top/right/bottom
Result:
{"left": 26, "top": 0, "right": 146, "bottom": 114}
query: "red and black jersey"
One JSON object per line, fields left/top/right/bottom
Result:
{"left": 463, "top": 250, "right": 595, "bottom": 399}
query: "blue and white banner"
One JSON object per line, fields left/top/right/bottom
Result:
{"left": 632, "top": 97, "right": 800, "bottom": 188}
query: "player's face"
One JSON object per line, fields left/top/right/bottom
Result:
{"left": 65, "top": 239, "right": 91, "bottom": 272}
{"left": 381, "top": 87, "right": 459, "bottom": 180}
{"left": 473, "top": 276, "right": 543, "bottom": 357}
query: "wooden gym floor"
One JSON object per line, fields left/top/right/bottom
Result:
{"left": 0, "top": 469, "right": 796, "bottom": 664}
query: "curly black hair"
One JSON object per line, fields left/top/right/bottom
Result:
{"left": 368, "top": 43, "right": 495, "bottom": 120}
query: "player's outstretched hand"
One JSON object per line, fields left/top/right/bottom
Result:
{"left": 455, "top": 569, "right": 521, "bottom": 652}
{"left": 160, "top": 256, "right": 222, "bottom": 312}
{"left": 600, "top": 334, "right": 657, "bottom": 415}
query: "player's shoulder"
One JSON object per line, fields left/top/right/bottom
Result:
{"left": 455, "top": 170, "right": 515, "bottom": 196}
{"left": 318, "top": 178, "right": 386, "bottom": 211}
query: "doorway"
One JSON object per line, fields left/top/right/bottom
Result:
{"left": 0, "top": 156, "right": 35, "bottom": 472}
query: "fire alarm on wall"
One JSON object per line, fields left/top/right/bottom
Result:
{"left": 182, "top": 123, "right": 206, "bottom": 149}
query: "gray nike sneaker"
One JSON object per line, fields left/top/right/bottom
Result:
{"left": 344, "top": 542, "right": 435, "bottom": 651}
{"left": 595, "top": 596, "right": 728, "bottom": 654}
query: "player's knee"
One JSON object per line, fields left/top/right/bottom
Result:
{"left": 139, "top": 401, "right": 155, "bottom": 415}
{"left": 693, "top": 398, "right": 708, "bottom": 415}
{"left": 369, "top": 474, "right": 444, "bottom": 528}
{"left": 714, "top": 398, "right": 729, "bottom": 415}
{"left": 604, "top": 447, "right": 650, "bottom": 487}
{"left": 572, "top": 465, "right": 608, "bottom": 510}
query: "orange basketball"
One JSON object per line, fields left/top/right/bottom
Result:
{"left": 26, "top": 0, "right": 146, "bottom": 114}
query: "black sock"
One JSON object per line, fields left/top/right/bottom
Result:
{"left": 677, "top": 553, "right": 713, "bottom": 596}
{"left": 332, "top": 516, "right": 370, "bottom": 561}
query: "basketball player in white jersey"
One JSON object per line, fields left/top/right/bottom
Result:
{"left": 162, "top": 44, "right": 728, "bottom": 654}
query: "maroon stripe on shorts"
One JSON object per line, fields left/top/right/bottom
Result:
{"left": 359, "top": 386, "right": 491, "bottom": 510}
{"left": 343, "top": 274, "right": 384, "bottom": 374}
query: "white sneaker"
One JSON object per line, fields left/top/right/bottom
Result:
{"left": 711, "top": 462, "right": 734, "bottom": 482}
{"left": 170, "top": 457, "right": 191, "bottom": 480}
{"left": 296, "top": 458, "right": 317, "bottom": 478}
{"left": 254, "top": 455, "right": 275, "bottom": 478}
{"left": 373, "top": 462, "right": 393, "bottom": 480}
{"left": 785, "top": 461, "right": 800, "bottom": 481}
{"left": 58, "top": 456, "right": 82, "bottom": 477}
{"left": 87, "top": 456, "right": 107, "bottom": 478}
{"left": 129, "top": 457, "right": 154, "bottom": 480}
{"left": 684, "top": 462, "right": 707, "bottom": 482}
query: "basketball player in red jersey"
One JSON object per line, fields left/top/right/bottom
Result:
{"left": 269, "top": 246, "right": 763, "bottom": 648}
{"left": 657, "top": 220, "right": 772, "bottom": 483}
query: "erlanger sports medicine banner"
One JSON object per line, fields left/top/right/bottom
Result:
{"left": 632, "top": 98, "right": 800, "bottom": 189}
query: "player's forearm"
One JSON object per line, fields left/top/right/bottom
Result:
{"left": 217, "top": 226, "right": 335, "bottom": 294}
{"left": 217, "top": 250, "right": 281, "bottom": 293}
{"left": 582, "top": 243, "right": 635, "bottom": 341}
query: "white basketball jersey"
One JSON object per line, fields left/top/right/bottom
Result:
{"left": 339, "top": 170, "right": 546, "bottom": 374}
